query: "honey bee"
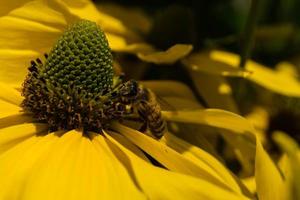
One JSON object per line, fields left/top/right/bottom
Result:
{"left": 106, "top": 79, "right": 167, "bottom": 139}
{"left": 137, "top": 99, "right": 166, "bottom": 139}
{"left": 108, "top": 79, "right": 145, "bottom": 103}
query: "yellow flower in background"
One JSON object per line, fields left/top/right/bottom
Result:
{"left": 274, "top": 132, "right": 300, "bottom": 200}
{"left": 180, "top": 49, "right": 300, "bottom": 200}
{"left": 182, "top": 50, "right": 300, "bottom": 111}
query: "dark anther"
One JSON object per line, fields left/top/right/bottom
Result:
{"left": 103, "top": 100, "right": 113, "bottom": 107}
{"left": 44, "top": 53, "right": 48, "bottom": 59}
{"left": 111, "top": 91, "right": 118, "bottom": 98}
{"left": 43, "top": 86, "right": 49, "bottom": 92}
{"left": 29, "top": 61, "right": 38, "bottom": 72}
{"left": 28, "top": 66, "right": 37, "bottom": 73}
{"left": 36, "top": 58, "right": 42, "bottom": 65}
{"left": 116, "top": 103, "right": 125, "bottom": 111}
{"left": 102, "top": 88, "right": 110, "bottom": 95}
{"left": 40, "top": 77, "right": 46, "bottom": 84}
{"left": 68, "top": 83, "right": 74, "bottom": 90}
{"left": 32, "top": 72, "right": 38, "bottom": 78}
{"left": 30, "top": 60, "right": 37, "bottom": 67}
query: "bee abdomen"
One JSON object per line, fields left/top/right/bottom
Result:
{"left": 148, "top": 120, "right": 166, "bottom": 139}
{"left": 138, "top": 101, "right": 166, "bottom": 139}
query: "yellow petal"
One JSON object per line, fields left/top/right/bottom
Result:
{"left": 0, "top": 84, "right": 27, "bottom": 121}
{"left": 0, "top": 113, "right": 33, "bottom": 129}
{"left": 0, "top": 123, "right": 47, "bottom": 155}
{"left": 0, "top": 0, "right": 29, "bottom": 16}
{"left": 275, "top": 61, "right": 299, "bottom": 77}
{"left": 111, "top": 122, "right": 238, "bottom": 192}
{"left": 0, "top": 1, "right": 68, "bottom": 85}
{"left": 162, "top": 109, "right": 256, "bottom": 135}
{"left": 89, "top": 132, "right": 146, "bottom": 200}
{"left": 221, "top": 131, "right": 255, "bottom": 176}
{"left": 255, "top": 135, "right": 289, "bottom": 200}
{"left": 141, "top": 80, "right": 198, "bottom": 101}
{"left": 0, "top": 100, "right": 22, "bottom": 118}
{"left": 57, "top": 0, "right": 141, "bottom": 41}
{"left": 55, "top": 1, "right": 155, "bottom": 54}
{"left": 245, "top": 107, "right": 269, "bottom": 144}
{"left": 183, "top": 52, "right": 239, "bottom": 112}
{"left": 162, "top": 97, "right": 203, "bottom": 110}
{"left": 273, "top": 131, "right": 299, "bottom": 154}
{"left": 105, "top": 130, "right": 150, "bottom": 162}
{"left": 277, "top": 154, "right": 295, "bottom": 200}
{"left": 0, "top": 82, "right": 23, "bottom": 106}
{"left": 117, "top": 43, "right": 155, "bottom": 54}
{"left": 182, "top": 51, "right": 251, "bottom": 77}
{"left": 162, "top": 109, "right": 257, "bottom": 175}
{"left": 0, "top": 129, "right": 145, "bottom": 200}
{"left": 273, "top": 132, "right": 300, "bottom": 200}
{"left": 141, "top": 81, "right": 202, "bottom": 110}
{"left": 278, "top": 154, "right": 291, "bottom": 181}
{"left": 241, "top": 177, "right": 256, "bottom": 194}
{"left": 0, "top": 130, "right": 58, "bottom": 200}
{"left": 169, "top": 123, "right": 222, "bottom": 159}
{"left": 137, "top": 44, "right": 193, "bottom": 64}
{"left": 162, "top": 132, "right": 250, "bottom": 196}
{"left": 187, "top": 72, "right": 239, "bottom": 112}
{"left": 105, "top": 131, "right": 250, "bottom": 200}
{"left": 107, "top": 39, "right": 155, "bottom": 54}
{"left": 105, "top": 32, "right": 129, "bottom": 51}
{"left": 96, "top": 3, "right": 152, "bottom": 34}
{"left": 211, "top": 50, "right": 300, "bottom": 97}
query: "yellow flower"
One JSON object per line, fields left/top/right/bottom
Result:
{"left": 182, "top": 50, "right": 300, "bottom": 111}
{"left": 1, "top": 1, "right": 296, "bottom": 200}
{"left": 274, "top": 132, "right": 300, "bottom": 200}
{"left": 180, "top": 49, "right": 300, "bottom": 200}
{"left": 0, "top": 1, "right": 253, "bottom": 199}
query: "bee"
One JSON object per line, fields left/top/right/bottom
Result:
{"left": 136, "top": 89, "right": 167, "bottom": 139}
{"left": 137, "top": 100, "right": 166, "bottom": 139}
{"left": 108, "top": 79, "right": 145, "bottom": 103}
{"left": 106, "top": 79, "right": 167, "bottom": 139}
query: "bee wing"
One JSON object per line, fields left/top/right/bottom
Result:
{"left": 145, "top": 88, "right": 177, "bottom": 111}
{"left": 155, "top": 95, "right": 178, "bottom": 112}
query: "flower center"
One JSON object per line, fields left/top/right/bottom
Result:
{"left": 43, "top": 20, "right": 113, "bottom": 98}
{"left": 21, "top": 20, "right": 115, "bottom": 132}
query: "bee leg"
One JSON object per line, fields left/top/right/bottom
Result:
{"left": 139, "top": 121, "right": 148, "bottom": 133}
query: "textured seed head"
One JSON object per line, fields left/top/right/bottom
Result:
{"left": 42, "top": 19, "right": 113, "bottom": 97}
{"left": 21, "top": 20, "right": 117, "bottom": 132}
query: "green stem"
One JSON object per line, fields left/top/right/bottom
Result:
{"left": 239, "top": 0, "right": 263, "bottom": 68}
